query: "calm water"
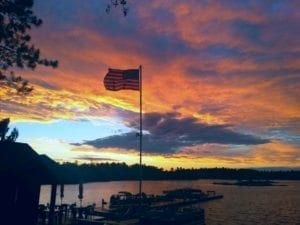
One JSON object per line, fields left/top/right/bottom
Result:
{"left": 40, "top": 180, "right": 300, "bottom": 225}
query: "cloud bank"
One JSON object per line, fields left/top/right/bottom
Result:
{"left": 75, "top": 112, "right": 269, "bottom": 154}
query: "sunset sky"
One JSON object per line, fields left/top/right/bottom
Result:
{"left": 1, "top": 0, "right": 299, "bottom": 169}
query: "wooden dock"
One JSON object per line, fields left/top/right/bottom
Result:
{"left": 150, "top": 194, "right": 223, "bottom": 209}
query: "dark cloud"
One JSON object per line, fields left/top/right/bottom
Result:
{"left": 140, "top": 112, "right": 269, "bottom": 145}
{"left": 74, "top": 112, "right": 269, "bottom": 154}
{"left": 186, "top": 67, "right": 218, "bottom": 78}
{"left": 79, "top": 132, "right": 177, "bottom": 154}
{"left": 73, "top": 155, "right": 118, "bottom": 162}
{"left": 186, "top": 65, "right": 300, "bottom": 87}
{"left": 205, "top": 44, "right": 243, "bottom": 59}
{"left": 232, "top": 20, "right": 263, "bottom": 45}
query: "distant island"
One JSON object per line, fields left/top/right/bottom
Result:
{"left": 213, "top": 180, "right": 287, "bottom": 186}
{"left": 59, "top": 162, "right": 300, "bottom": 184}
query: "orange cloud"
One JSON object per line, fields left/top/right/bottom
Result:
{"left": 1, "top": 0, "right": 299, "bottom": 168}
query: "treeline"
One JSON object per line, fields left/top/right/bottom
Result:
{"left": 59, "top": 162, "right": 300, "bottom": 183}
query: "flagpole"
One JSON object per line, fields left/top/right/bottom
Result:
{"left": 139, "top": 65, "right": 143, "bottom": 200}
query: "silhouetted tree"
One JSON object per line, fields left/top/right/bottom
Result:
{"left": 0, "top": 0, "right": 58, "bottom": 94}
{"left": 0, "top": 118, "right": 19, "bottom": 142}
{"left": 59, "top": 162, "right": 300, "bottom": 182}
{"left": 6, "top": 127, "right": 18, "bottom": 142}
{"left": 0, "top": 118, "right": 10, "bottom": 141}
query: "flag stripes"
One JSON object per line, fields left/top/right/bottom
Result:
{"left": 104, "top": 68, "right": 139, "bottom": 91}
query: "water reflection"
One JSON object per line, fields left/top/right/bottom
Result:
{"left": 40, "top": 180, "right": 300, "bottom": 225}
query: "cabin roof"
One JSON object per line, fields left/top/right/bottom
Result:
{"left": 0, "top": 142, "right": 63, "bottom": 184}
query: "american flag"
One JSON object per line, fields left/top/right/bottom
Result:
{"left": 104, "top": 68, "right": 140, "bottom": 91}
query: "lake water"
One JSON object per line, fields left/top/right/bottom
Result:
{"left": 40, "top": 180, "right": 300, "bottom": 225}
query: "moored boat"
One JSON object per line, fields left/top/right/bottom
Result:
{"left": 91, "top": 187, "right": 222, "bottom": 224}
{"left": 161, "top": 188, "right": 223, "bottom": 203}
{"left": 109, "top": 187, "right": 223, "bottom": 209}
{"left": 110, "top": 191, "right": 156, "bottom": 209}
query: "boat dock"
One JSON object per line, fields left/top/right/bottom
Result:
{"left": 149, "top": 194, "right": 223, "bottom": 209}
{"left": 38, "top": 188, "right": 222, "bottom": 225}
